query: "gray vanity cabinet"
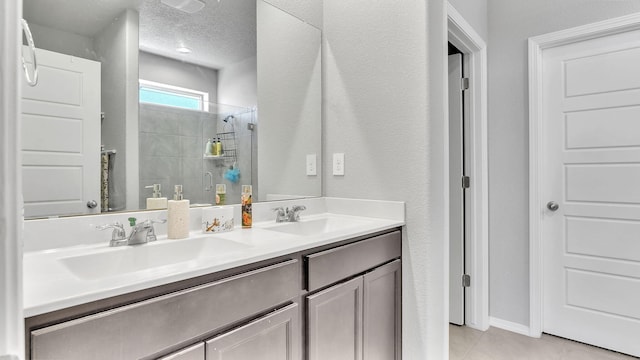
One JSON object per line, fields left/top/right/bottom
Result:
{"left": 305, "top": 231, "right": 402, "bottom": 360}
{"left": 27, "top": 229, "right": 401, "bottom": 360}
{"left": 205, "top": 303, "right": 300, "bottom": 359}
{"left": 306, "top": 260, "right": 401, "bottom": 360}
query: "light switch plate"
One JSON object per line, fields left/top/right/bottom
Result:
{"left": 306, "top": 154, "right": 317, "bottom": 176}
{"left": 333, "top": 153, "right": 345, "bottom": 176}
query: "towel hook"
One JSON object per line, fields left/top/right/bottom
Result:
{"left": 20, "top": 18, "right": 38, "bottom": 87}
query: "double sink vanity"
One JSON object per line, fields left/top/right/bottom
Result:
{"left": 23, "top": 198, "right": 404, "bottom": 359}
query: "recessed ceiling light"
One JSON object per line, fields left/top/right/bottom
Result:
{"left": 161, "top": 0, "right": 205, "bottom": 14}
{"left": 176, "top": 47, "right": 192, "bottom": 54}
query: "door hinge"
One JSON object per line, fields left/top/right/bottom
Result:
{"left": 462, "top": 274, "right": 471, "bottom": 287}
{"left": 462, "top": 176, "right": 470, "bottom": 189}
{"left": 461, "top": 77, "right": 470, "bottom": 91}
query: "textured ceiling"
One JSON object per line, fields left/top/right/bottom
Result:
{"left": 23, "top": 0, "right": 142, "bottom": 37}
{"left": 23, "top": 0, "right": 256, "bottom": 70}
{"left": 139, "top": 0, "right": 256, "bottom": 69}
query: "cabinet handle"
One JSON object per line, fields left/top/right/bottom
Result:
{"left": 21, "top": 18, "right": 38, "bottom": 87}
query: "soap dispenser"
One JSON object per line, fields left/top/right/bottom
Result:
{"left": 168, "top": 185, "right": 190, "bottom": 239}
{"left": 145, "top": 184, "right": 168, "bottom": 209}
{"left": 205, "top": 138, "right": 213, "bottom": 156}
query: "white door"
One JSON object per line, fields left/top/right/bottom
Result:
{"left": 21, "top": 47, "right": 101, "bottom": 218}
{"left": 449, "top": 53, "right": 465, "bottom": 325}
{"left": 541, "top": 27, "right": 640, "bottom": 357}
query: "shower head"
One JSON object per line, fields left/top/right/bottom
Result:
{"left": 223, "top": 115, "right": 235, "bottom": 123}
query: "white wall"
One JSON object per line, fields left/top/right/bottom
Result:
{"left": 323, "top": 0, "right": 448, "bottom": 357}
{"left": 263, "top": 0, "right": 323, "bottom": 29}
{"left": 218, "top": 56, "right": 256, "bottom": 108}
{"left": 449, "top": 0, "right": 488, "bottom": 41}
{"left": 27, "top": 23, "right": 97, "bottom": 60}
{"left": 139, "top": 51, "right": 219, "bottom": 102}
{"left": 487, "top": 0, "right": 640, "bottom": 326}
{"left": 257, "top": 0, "right": 321, "bottom": 202}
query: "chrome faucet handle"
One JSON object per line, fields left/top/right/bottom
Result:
{"left": 139, "top": 218, "right": 167, "bottom": 226}
{"left": 96, "top": 222, "right": 126, "bottom": 239}
{"left": 143, "top": 219, "right": 167, "bottom": 242}
{"left": 272, "top": 207, "right": 287, "bottom": 223}
{"left": 96, "top": 222, "right": 127, "bottom": 246}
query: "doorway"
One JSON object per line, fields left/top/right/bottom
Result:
{"left": 448, "top": 43, "right": 467, "bottom": 326}
{"left": 447, "top": 2, "right": 489, "bottom": 331}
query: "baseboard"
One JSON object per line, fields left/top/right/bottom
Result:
{"left": 489, "top": 317, "right": 532, "bottom": 337}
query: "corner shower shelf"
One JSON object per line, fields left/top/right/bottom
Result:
{"left": 203, "top": 154, "right": 224, "bottom": 160}
{"left": 203, "top": 131, "right": 237, "bottom": 163}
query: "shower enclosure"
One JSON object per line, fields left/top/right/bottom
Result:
{"left": 138, "top": 102, "right": 255, "bottom": 208}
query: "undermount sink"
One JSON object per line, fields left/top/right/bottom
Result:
{"left": 261, "top": 216, "right": 373, "bottom": 236}
{"left": 60, "top": 237, "right": 250, "bottom": 280}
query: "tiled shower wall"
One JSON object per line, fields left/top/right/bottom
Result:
{"left": 139, "top": 103, "right": 254, "bottom": 208}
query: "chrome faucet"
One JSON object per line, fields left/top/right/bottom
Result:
{"left": 97, "top": 218, "right": 166, "bottom": 247}
{"left": 272, "top": 205, "right": 307, "bottom": 222}
{"left": 272, "top": 207, "right": 288, "bottom": 223}
{"left": 287, "top": 205, "right": 307, "bottom": 222}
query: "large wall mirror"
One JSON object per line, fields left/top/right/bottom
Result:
{"left": 22, "top": 0, "right": 321, "bottom": 219}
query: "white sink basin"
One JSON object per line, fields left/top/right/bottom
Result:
{"left": 261, "top": 216, "right": 373, "bottom": 236}
{"left": 60, "top": 237, "right": 250, "bottom": 280}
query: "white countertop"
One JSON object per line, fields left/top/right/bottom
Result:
{"left": 24, "top": 209, "right": 404, "bottom": 317}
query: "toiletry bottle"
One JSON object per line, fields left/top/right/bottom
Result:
{"left": 216, "top": 137, "right": 223, "bottom": 156}
{"left": 241, "top": 185, "right": 252, "bottom": 228}
{"left": 211, "top": 138, "right": 218, "bottom": 156}
{"left": 216, "top": 183, "right": 226, "bottom": 205}
{"left": 145, "top": 184, "right": 168, "bottom": 209}
{"left": 205, "top": 138, "right": 213, "bottom": 156}
{"left": 168, "top": 185, "right": 190, "bottom": 239}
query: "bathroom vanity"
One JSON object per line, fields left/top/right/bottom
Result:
{"left": 22, "top": 198, "right": 404, "bottom": 359}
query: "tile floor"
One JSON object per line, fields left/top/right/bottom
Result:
{"left": 449, "top": 324, "right": 639, "bottom": 360}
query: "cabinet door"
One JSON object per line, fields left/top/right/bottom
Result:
{"left": 206, "top": 303, "right": 300, "bottom": 360}
{"left": 158, "top": 343, "right": 205, "bottom": 360}
{"left": 363, "top": 260, "right": 401, "bottom": 360}
{"left": 307, "top": 276, "right": 364, "bottom": 360}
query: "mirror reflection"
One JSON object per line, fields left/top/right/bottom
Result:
{"left": 22, "top": 0, "right": 321, "bottom": 219}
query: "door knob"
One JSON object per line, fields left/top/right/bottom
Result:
{"left": 546, "top": 201, "right": 559, "bottom": 211}
{"left": 87, "top": 200, "right": 98, "bottom": 209}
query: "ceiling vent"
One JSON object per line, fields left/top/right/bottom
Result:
{"left": 161, "top": 0, "right": 206, "bottom": 14}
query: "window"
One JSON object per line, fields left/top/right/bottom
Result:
{"left": 139, "top": 80, "right": 209, "bottom": 111}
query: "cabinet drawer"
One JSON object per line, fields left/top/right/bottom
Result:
{"left": 306, "top": 231, "right": 400, "bottom": 291}
{"left": 31, "top": 260, "right": 299, "bottom": 360}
